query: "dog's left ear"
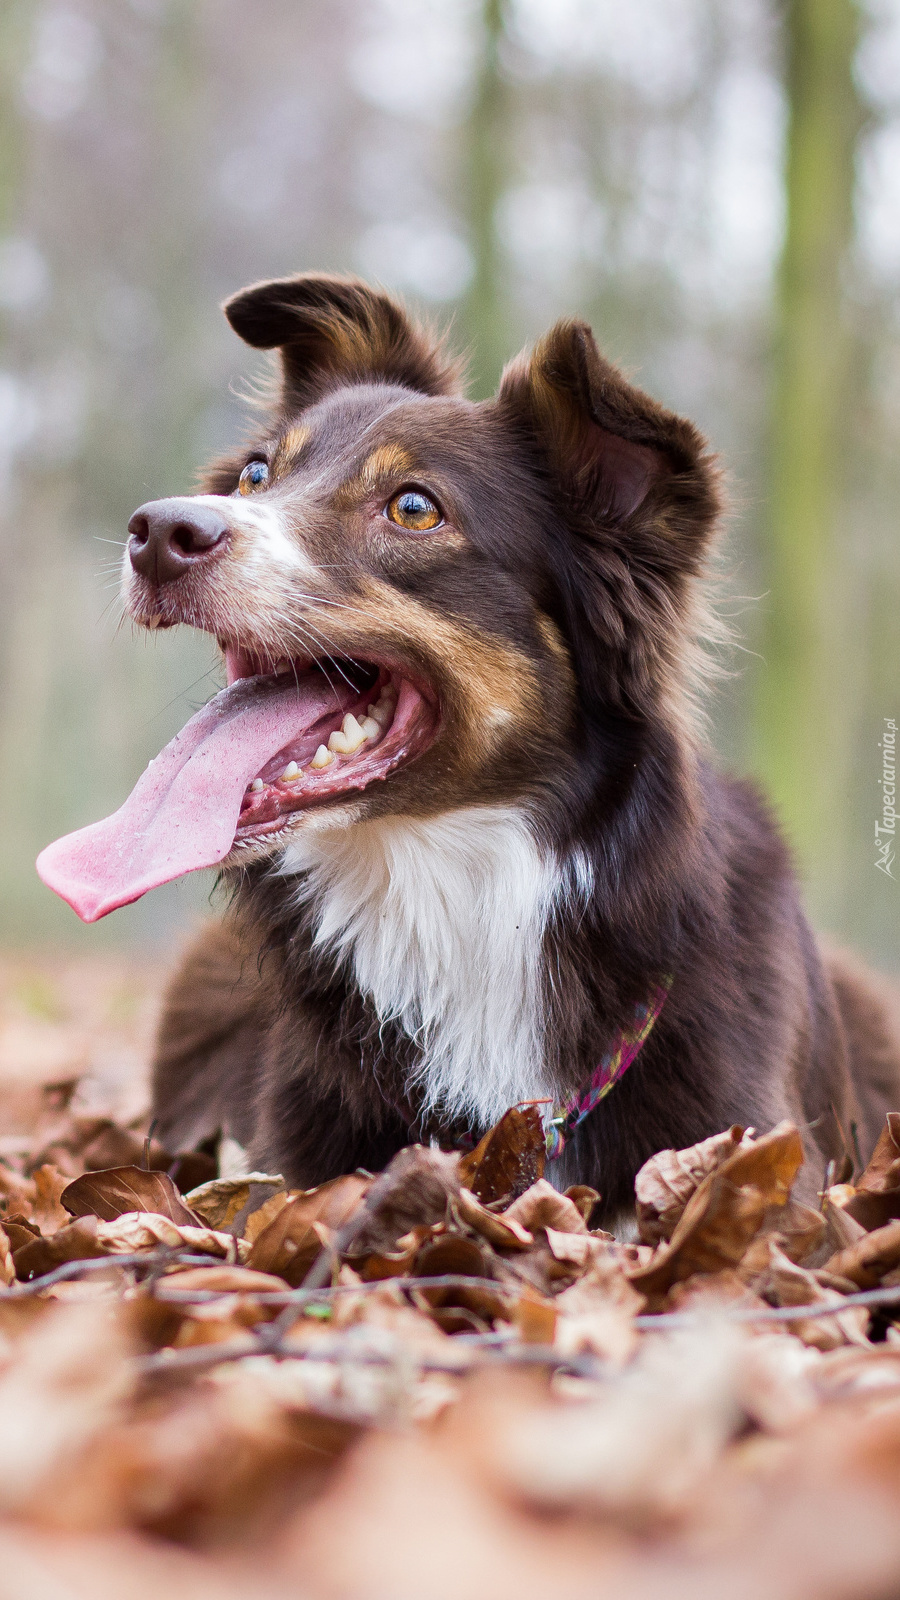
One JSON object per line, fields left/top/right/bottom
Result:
{"left": 223, "top": 272, "right": 462, "bottom": 412}
{"left": 497, "top": 319, "right": 718, "bottom": 558}
{"left": 498, "top": 321, "right": 720, "bottom": 715}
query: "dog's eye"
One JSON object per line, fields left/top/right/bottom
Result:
{"left": 238, "top": 459, "right": 269, "bottom": 496}
{"left": 386, "top": 489, "right": 441, "bottom": 532}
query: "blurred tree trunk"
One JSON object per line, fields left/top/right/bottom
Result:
{"left": 753, "top": 0, "right": 863, "bottom": 880}
{"left": 462, "top": 0, "right": 508, "bottom": 398}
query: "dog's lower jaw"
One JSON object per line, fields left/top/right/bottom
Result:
{"left": 277, "top": 803, "right": 571, "bottom": 1131}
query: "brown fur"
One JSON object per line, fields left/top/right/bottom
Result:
{"left": 136, "top": 273, "right": 900, "bottom": 1214}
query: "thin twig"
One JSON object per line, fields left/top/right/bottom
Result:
{"left": 10, "top": 1253, "right": 900, "bottom": 1336}
{"left": 634, "top": 1283, "right": 900, "bottom": 1328}
{"left": 4, "top": 1252, "right": 221, "bottom": 1296}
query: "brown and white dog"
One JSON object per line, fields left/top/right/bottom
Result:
{"left": 37, "top": 273, "right": 900, "bottom": 1216}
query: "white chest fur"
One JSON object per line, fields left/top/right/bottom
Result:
{"left": 280, "top": 806, "right": 563, "bottom": 1126}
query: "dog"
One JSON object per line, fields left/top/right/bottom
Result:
{"left": 37, "top": 272, "right": 900, "bottom": 1216}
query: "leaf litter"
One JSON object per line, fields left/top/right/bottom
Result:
{"left": 3, "top": 971, "right": 900, "bottom": 1592}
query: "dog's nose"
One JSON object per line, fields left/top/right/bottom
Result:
{"left": 127, "top": 497, "right": 230, "bottom": 585}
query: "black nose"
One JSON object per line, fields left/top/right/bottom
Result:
{"left": 127, "top": 497, "right": 230, "bottom": 585}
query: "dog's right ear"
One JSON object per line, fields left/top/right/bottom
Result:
{"left": 223, "top": 273, "right": 462, "bottom": 412}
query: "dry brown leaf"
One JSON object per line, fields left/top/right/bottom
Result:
{"left": 766, "top": 1195, "right": 828, "bottom": 1263}
{"left": 30, "top": 1164, "right": 71, "bottom": 1234}
{"left": 242, "top": 1190, "right": 291, "bottom": 1244}
{"left": 458, "top": 1105, "right": 546, "bottom": 1204}
{"left": 0, "top": 1162, "right": 36, "bottom": 1217}
{"left": 61, "top": 1166, "right": 202, "bottom": 1227}
{"left": 826, "top": 1217, "right": 900, "bottom": 1288}
{"left": 162, "top": 1265, "right": 290, "bottom": 1296}
{"left": 13, "top": 1216, "right": 105, "bottom": 1280}
{"left": 455, "top": 1188, "right": 533, "bottom": 1248}
{"left": 563, "top": 1185, "right": 601, "bottom": 1225}
{"left": 504, "top": 1179, "right": 589, "bottom": 1236}
{"left": 184, "top": 1173, "right": 285, "bottom": 1232}
{"left": 635, "top": 1125, "right": 750, "bottom": 1245}
{"left": 827, "top": 1114, "right": 900, "bottom": 1232}
{"left": 512, "top": 1286, "right": 557, "bottom": 1345}
{"left": 628, "top": 1122, "right": 805, "bottom": 1298}
{"left": 0, "top": 1224, "right": 14, "bottom": 1287}
{"left": 347, "top": 1146, "right": 458, "bottom": 1259}
{"left": 0, "top": 1301, "right": 135, "bottom": 1517}
{"left": 742, "top": 1238, "right": 870, "bottom": 1349}
{"left": 95, "top": 1212, "right": 246, "bottom": 1260}
{"left": 249, "top": 1173, "right": 371, "bottom": 1285}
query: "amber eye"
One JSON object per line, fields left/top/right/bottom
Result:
{"left": 386, "top": 488, "right": 441, "bottom": 531}
{"left": 238, "top": 459, "right": 269, "bottom": 496}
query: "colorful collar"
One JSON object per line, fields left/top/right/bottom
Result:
{"left": 545, "top": 977, "right": 672, "bottom": 1161}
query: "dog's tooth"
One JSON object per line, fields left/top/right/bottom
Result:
{"left": 342, "top": 713, "right": 368, "bottom": 751}
{"left": 249, "top": 778, "right": 265, "bottom": 793}
{"left": 329, "top": 715, "right": 367, "bottom": 755}
{"left": 360, "top": 716, "right": 381, "bottom": 741}
{"left": 146, "top": 613, "right": 162, "bottom": 630}
{"left": 368, "top": 703, "right": 390, "bottom": 727}
{"left": 311, "top": 744, "right": 333, "bottom": 769}
{"left": 280, "top": 760, "right": 300, "bottom": 781}
{"left": 273, "top": 659, "right": 289, "bottom": 675}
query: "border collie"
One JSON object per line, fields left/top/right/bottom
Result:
{"left": 37, "top": 273, "right": 900, "bottom": 1215}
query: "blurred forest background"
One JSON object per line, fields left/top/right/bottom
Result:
{"left": 0, "top": 0, "right": 897, "bottom": 970}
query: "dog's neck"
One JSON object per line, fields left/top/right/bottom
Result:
{"left": 279, "top": 805, "right": 571, "bottom": 1128}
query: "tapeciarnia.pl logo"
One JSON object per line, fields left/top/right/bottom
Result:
{"left": 875, "top": 717, "right": 897, "bottom": 879}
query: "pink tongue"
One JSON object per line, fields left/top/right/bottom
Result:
{"left": 36, "top": 674, "right": 341, "bottom": 923}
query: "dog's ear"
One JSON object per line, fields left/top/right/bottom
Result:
{"left": 498, "top": 319, "right": 717, "bottom": 545}
{"left": 223, "top": 273, "right": 463, "bottom": 412}
{"left": 498, "top": 321, "right": 720, "bottom": 715}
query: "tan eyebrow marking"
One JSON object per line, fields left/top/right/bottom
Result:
{"left": 272, "top": 425, "right": 311, "bottom": 474}
{"left": 358, "top": 443, "right": 416, "bottom": 488}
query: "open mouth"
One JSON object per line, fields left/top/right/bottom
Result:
{"left": 223, "top": 646, "right": 438, "bottom": 842}
{"left": 35, "top": 640, "right": 439, "bottom": 922}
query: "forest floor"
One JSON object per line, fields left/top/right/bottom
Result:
{"left": 0, "top": 950, "right": 898, "bottom": 1599}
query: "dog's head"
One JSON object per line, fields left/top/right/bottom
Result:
{"left": 37, "top": 273, "right": 719, "bottom": 920}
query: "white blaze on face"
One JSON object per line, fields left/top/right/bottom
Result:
{"left": 121, "top": 492, "right": 319, "bottom": 588}
{"left": 192, "top": 493, "right": 318, "bottom": 578}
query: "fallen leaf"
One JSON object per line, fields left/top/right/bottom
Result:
{"left": 766, "top": 1195, "right": 827, "bottom": 1264}
{"left": 826, "top": 1217, "right": 900, "bottom": 1287}
{"left": 835, "top": 1114, "right": 900, "bottom": 1231}
{"left": 413, "top": 1233, "right": 508, "bottom": 1332}
{"left": 629, "top": 1122, "right": 805, "bottom": 1298}
{"left": 504, "top": 1179, "right": 588, "bottom": 1236}
{"left": 635, "top": 1126, "right": 750, "bottom": 1245}
{"left": 348, "top": 1147, "right": 458, "bottom": 1258}
{"left": 161, "top": 1265, "right": 290, "bottom": 1296}
{"left": 183, "top": 1173, "right": 285, "bottom": 1232}
{"left": 13, "top": 1216, "right": 105, "bottom": 1280}
{"left": 458, "top": 1105, "right": 546, "bottom": 1204}
{"left": 455, "top": 1189, "right": 533, "bottom": 1249}
{"left": 95, "top": 1212, "right": 246, "bottom": 1259}
{"left": 512, "top": 1286, "right": 557, "bottom": 1345}
{"left": 544, "top": 1228, "right": 596, "bottom": 1267}
{"left": 742, "top": 1238, "right": 869, "bottom": 1349}
{"left": 0, "top": 1163, "right": 36, "bottom": 1217}
{"left": 563, "top": 1185, "right": 601, "bottom": 1226}
{"left": 61, "top": 1166, "right": 202, "bottom": 1227}
{"left": 0, "top": 1224, "right": 14, "bottom": 1287}
{"left": 31, "top": 1164, "right": 70, "bottom": 1233}
{"left": 249, "top": 1174, "right": 371, "bottom": 1286}
{"left": 242, "top": 1190, "right": 291, "bottom": 1244}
